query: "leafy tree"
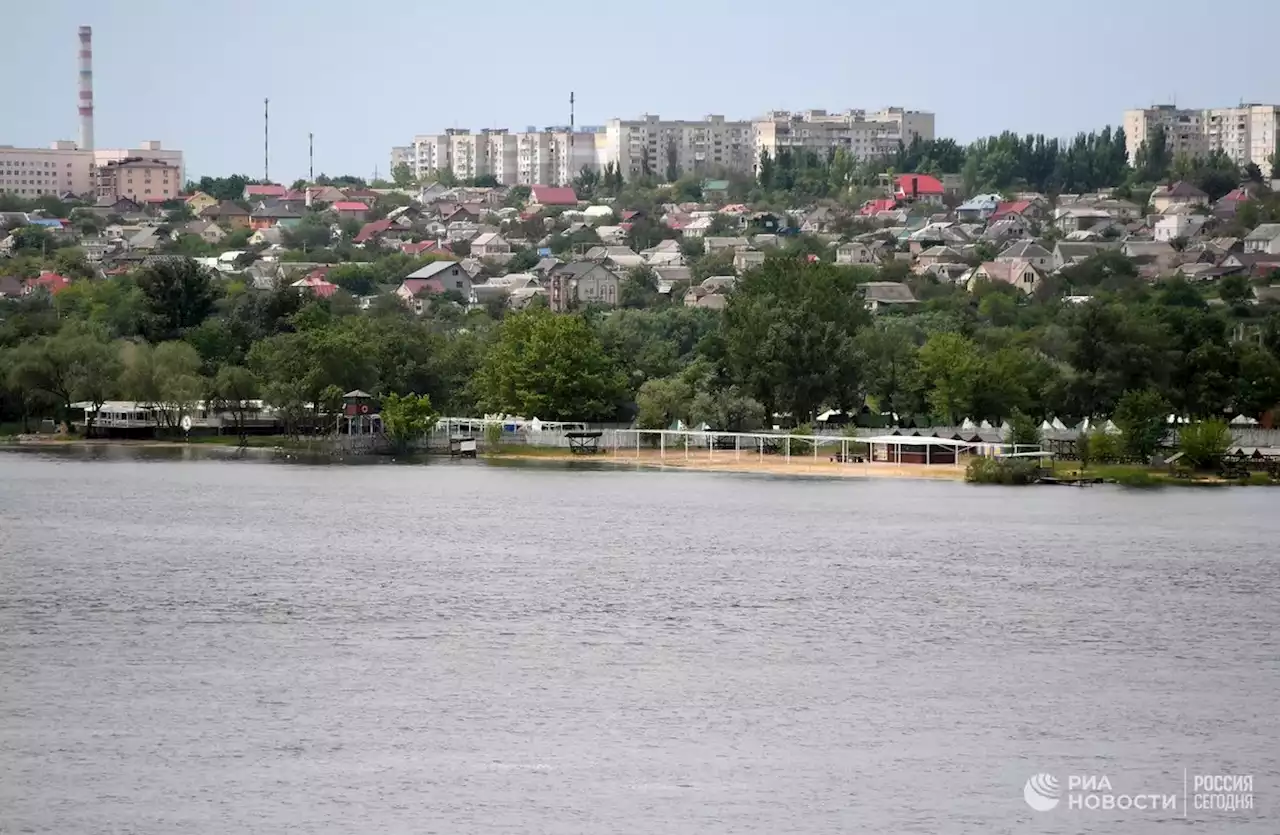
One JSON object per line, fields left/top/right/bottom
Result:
{"left": 476, "top": 308, "right": 626, "bottom": 421}
{"left": 135, "top": 258, "right": 219, "bottom": 341}
{"left": 1075, "top": 430, "right": 1092, "bottom": 470}
{"left": 1007, "top": 409, "right": 1042, "bottom": 447}
{"left": 214, "top": 365, "right": 260, "bottom": 445}
{"left": 1113, "top": 388, "right": 1171, "bottom": 461}
{"left": 635, "top": 375, "right": 693, "bottom": 430}
{"left": 1178, "top": 419, "right": 1232, "bottom": 470}
{"left": 7, "top": 328, "right": 119, "bottom": 431}
{"left": 1219, "top": 274, "right": 1251, "bottom": 306}
{"left": 391, "top": 163, "right": 414, "bottom": 188}
{"left": 380, "top": 392, "right": 439, "bottom": 452}
{"left": 1235, "top": 344, "right": 1280, "bottom": 419}
{"left": 193, "top": 175, "right": 251, "bottom": 202}
{"left": 619, "top": 265, "right": 659, "bottom": 309}
{"left": 722, "top": 256, "right": 869, "bottom": 422}
{"left": 506, "top": 248, "right": 539, "bottom": 273}
{"left": 10, "top": 225, "right": 57, "bottom": 255}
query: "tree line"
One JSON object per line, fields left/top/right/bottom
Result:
{"left": 3, "top": 253, "right": 1279, "bottom": 437}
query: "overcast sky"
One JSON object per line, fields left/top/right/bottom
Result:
{"left": 4, "top": 0, "right": 1278, "bottom": 181}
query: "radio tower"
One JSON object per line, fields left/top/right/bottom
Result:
{"left": 263, "top": 98, "right": 270, "bottom": 182}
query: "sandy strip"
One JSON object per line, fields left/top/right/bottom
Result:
{"left": 490, "top": 448, "right": 966, "bottom": 480}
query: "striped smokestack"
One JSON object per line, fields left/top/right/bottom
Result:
{"left": 78, "top": 25, "right": 94, "bottom": 151}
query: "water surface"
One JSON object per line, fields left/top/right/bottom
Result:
{"left": 1, "top": 450, "right": 1275, "bottom": 833}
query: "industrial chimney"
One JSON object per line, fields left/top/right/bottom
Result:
{"left": 78, "top": 25, "right": 94, "bottom": 151}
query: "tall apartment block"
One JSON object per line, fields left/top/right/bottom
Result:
{"left": 394, "top": 105, "right": 933, "bottom": 186}
{"left": 1124, "top": 104, "right": 1280, "bottom": 169}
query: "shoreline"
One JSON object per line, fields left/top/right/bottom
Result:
{"left": 485, "top": 447, "right": 967, "bottom": 480}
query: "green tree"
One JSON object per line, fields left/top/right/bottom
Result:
{"left": 1113, "top": 388, "right": 1170, "bottom": 461}
{"left": 391, "top": 163, "right": 414, "bottom": 188}
{"left": 214, "top": 365, "right": 260, "bottom": 445}
{"left": 1177, "top": 419, "right": 1232, "bottom": 470}
{"left": 721, "top": 257, "right": 869, "bottom": 422}
{"left": 476, "top": 308, "right": 626, "bottom": 421}
{"left": 135, "top": 258, "right": 219, "bottom": 341}
{"left": 1218, "top": 274, "right": 1251, "bottom": 306}
{"left": 1006, "top": 409, "right": 1042, "bottom": 447}
{"left": 1235, "top": 344, "right": 1280, "bottom": 419}
{"left": 915, "top": 332, "right": 983, "bottom": 423}
{"left": 380, "top": 392, "right": 439, "bottom": 452}
{"left": 8, "top": 328, "right": 119, "bottom": 432}
{"left": 635, "top": 375, "right": 694, "bottom": 430}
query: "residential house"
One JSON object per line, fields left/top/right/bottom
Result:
{"left": 996, "top": 239, "right": 1052, "bottom": 271}
{"left": 548, "top": 261, "right": 622, "bottom": 309}
{"left": 956, "top": 193, "right": 1002, "bottom": 222}
{"left": 250, "top": 203, "right": 304, "bottom": 231}
{"left": 1214, "top": 187, "right": 1253, "bottom": 220}
{"left": 915, "top": 245, "right": 965, "bottom": 272}
{"left": 859, "top": 281, "right": 918, "bottom": 312}
{"left": 982, "top": 217, "right": 1029, "bottom": 243}
{"left": 244, "top": 184, "right": 287, "bottom": 201}
{"left": 704, "top": 236, "right": 750, "bottom": 254}
{"left": 583, "top": 245, "right": 644, "bottom": 269}
{"left": 471, "top": 232, "right": 512, "bottom": 262}
{"left": 652, "top": 266, "right": 692, "bottom": 293}
{"left": 529, "top": 186, "right": 578, "bottom": 208}
{"left": 352, "top": 219, "right": 396, "bottom": 246}
{"left": 894, "top": 174, "right": 945, "bottom": 205}
{"left": 835, "top": 241, "right": 876, "bottom": 265}
{"left": 24, "top": 270, "right": 72, "bottom": 295}
{"left": 176, "top": 219, "right": 227, "bottom": 245}
{"left": 1154, "top": 212, "right": 1207, "bottom": 243}
{"left": 1244, "top": 224, "right": 1280, "bottom": 255}
{"left": 681, "top": 216, "right": 714, "bottom": 238}
{"left": 858, "top": 197, "right": 899, "bottom": 217}
{"left": 990, "top": 199, "right": 1044, "bottom": 222}
{"left": 1151, "top": 181, "right": 1209, "bottom": 213}
{"left": 248, "top": 226, "right": 285, "bottom": 248}
{"left": 291, "top": 273, "right": 338, "bottom": 299}
{"left": 1122, "top": 241, "right": 1180, "bottom": 272}
{"left": 184, "top": 191, "right": 218, "bottom": 216}
{"left": 332, "top": 201, "right": 369, "bottom": 221}
{"left": 1054, "top": 207, "right": 1113, "bottom": 234}
{"left": 703, "top": 179, "right": 731, "bottom": 201}
{"left": 532, "top": 256, "right": 563, "bottom": 276}
{"left": 0, "top": 275, "right": 26, "bottom": 298}
{"left": 800, "top": 207, "right": 837, "bottom": 233}
{"left": 970, "top": 260, "right": 1044, "bottom": 294}
{"left": 733, "top": 248, "right": 766, "bottom": 273}
{"left": 1093, "top": 198, "right": 1143, "bottom": 222}
{"left": 200, "top": 201, "right": 251, "bottom": 229}
{"left": 395, "top": 261, "right": 472, "bottom": 310}
{"left": 127, "top": 227, "right": 162, "bottom": 251}
{"left": 683, "top": 276, "right": 736, "bottom": 310}
{"left": 472, "top": 274, "right": 541, "bottom": 305}
{"left": 642, "top": 239, "right": 684, "bottom": 265}
{"left": 1218, "top": 252, "right": 1280, "bottom": 278}
{"left": 595, "top": 225, "right": 627, "bottom": 245}
{"left": 1052, "top": 241, "right": 1110, "bottom": 271}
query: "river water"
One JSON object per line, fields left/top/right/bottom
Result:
{"left": 1, "top": 447, "right": 1276, "bottom": 834}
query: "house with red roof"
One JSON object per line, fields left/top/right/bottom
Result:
{"left": 400, "top": 240, "right": 440, "bottom": 256}
{"left": 990, "top": 200, "right": 1035, "bottom": 223}
{"left": 894, "top": 174, "right": 945, "bottom": 205}
{"left": 353, "top": 219, "right": 395, "bottom": 245}
{"left": 244, "top": 184, "right": 287, "bottom": 200}
{"left": 332, "top": 201, "right": 370, "bottom": 221}
{"left": 858, "top": 198, "right": 899, "bottom": 217}
{"left": 291, "top": 273, "right": 338, "bottom": 299}
{"left": 24, "top": 270, "right": 72, "bottom": 296}
{"left": 529, "top": 186, "right": 579, "bottom": 208}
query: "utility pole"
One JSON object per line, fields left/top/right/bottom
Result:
{"left": 568, "top": 91, "right": 575, "bottom": 188}
{"left": 263, "top": 98, "right": 270, "bottom": 182}
{"left": 309, "top": 132, "right": 314, "bottom": 182}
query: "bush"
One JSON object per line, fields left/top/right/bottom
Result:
{"left": 788, "top": 423, "right": 815, "bottom": 456}
{"left": 965, "top": 456, "right": 1040, "bottom": 484}
{"left": 1088, "top": 429, "right": 1124, "bottom": 464}
{"left": 1178, "top": 419, "right": 1232, "bottom": 470}
{"left": 483, "top": 421, "right": 504, "bottom": 451}
{"left": 1114, "top": 470, "right": 1157, "bottom": 487}
{"left": 1243, "top": 471, "right": 1273, "bottom": 486}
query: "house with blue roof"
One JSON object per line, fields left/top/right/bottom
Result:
{"left": 956, "top": 193, "right": 1003, "bottom": 222}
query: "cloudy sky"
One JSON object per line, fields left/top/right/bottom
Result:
{"left": 4, "top": 0, "right": 1278, "bottom": 181}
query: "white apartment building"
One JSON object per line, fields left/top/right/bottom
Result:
{"left": 1124, "top": 104, "right": 1280, "bottom": 169}
{"left": 603, "top": 114, "right": 753, "bottom": 181}
{"left": 391, "top": 145, "right": 413, "bottom": 173}
{"left": 396, "top": 105, "right": 933, "bottom": 185}
{"left": 754, "top": 108, "right": 936, "bottom": 164}
{"left": 0, "top": 141, "right": 95, "bottom": 196}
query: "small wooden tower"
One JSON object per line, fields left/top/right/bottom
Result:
{"left": 341, "top": 390, "right": 381, "bottom": 436}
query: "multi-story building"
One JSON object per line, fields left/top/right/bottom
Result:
{"left": 94, "top": 141, "right": 183, "bottom": 186}
{"left": 754, "top": 108, "right": 936, "bottom": 165}
{"left": 0, "top": 141, "right": 96, "bottom": 196}
{"left": 96, "top": 157, "right": 180, "bottom": 202}
{"left": 1124, "top": 104, "right": 1280, "bottom": 169}
{"left": 395, "top": 105, "right": 933, "bottom": 185}
{"left": 390, "top": 145, "right": 414, "bottom": 174}
{"left": 603, "top": 114, "right": 753, "bottom": 181}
